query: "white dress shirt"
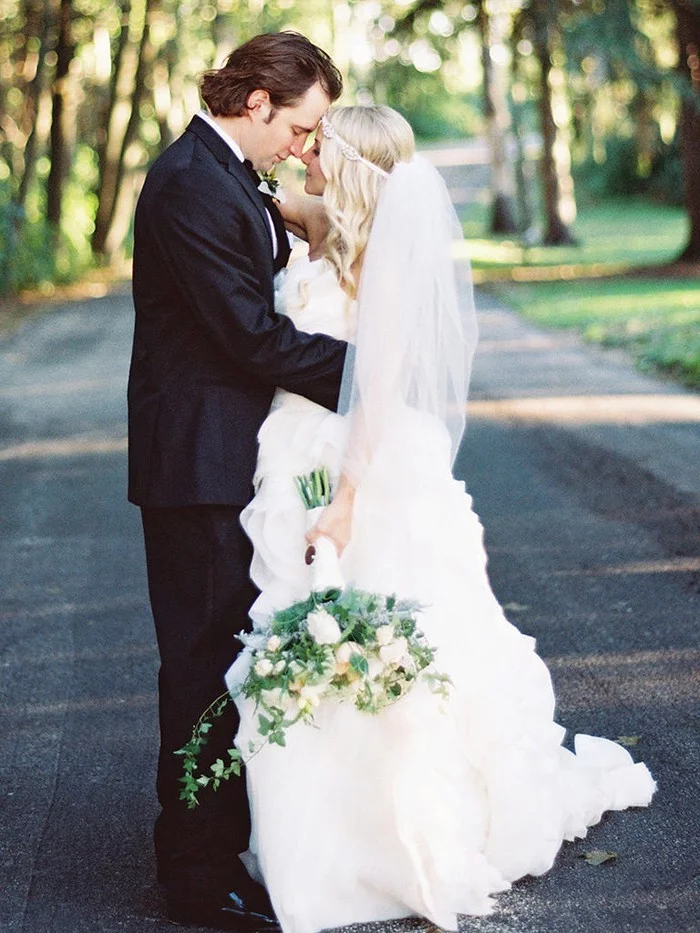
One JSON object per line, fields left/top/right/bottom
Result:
{"left": 197, "top": 109, "right": 278, "bottom": 257}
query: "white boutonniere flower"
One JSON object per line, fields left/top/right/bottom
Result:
{"left": 258, "top": 169, "right": 284, "bottom": 201}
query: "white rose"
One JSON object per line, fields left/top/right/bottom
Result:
{"left": 261, "top": 687, "right": 284, "bottom": 710}
{"left": 306, "top": 608, "right": 341, "bottom": 645}
{"left": 272, "top": 659, "right": 286, "bottom": 674}
{"left": 297, "top": 685, "right": 323, "bottom": 711}
{"left": 335, "top": 641, "right": 362, "bottom": 664}
{"left": 263, "top": 688, "right": 297, "bottom": 714}
{"left": 379, "top": 637, "right": 409, "bottom": 667}
{"left": 367, "top": 657, "right": 385, "bottom": 680}
{"left": 254, "top": 658, "right": 274, "bottom": 677}
{"left": 267, "top": 635, "right": 281, "bottom": 652}
{"left": 375, "top": 625, "right": 395, "bottom": 646}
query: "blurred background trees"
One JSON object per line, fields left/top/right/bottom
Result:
{"left": 0, "top": 0, "right": 698, "bottom": 295}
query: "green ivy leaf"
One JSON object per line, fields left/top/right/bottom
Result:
{"left": 350, "top": 654, "right": 369, "bottom": 675}
{"left": 258, "top": 715, "right": 272, "bottom": 736}
{"left": 616, "top": 735, "right": 641, "bottom": 747}
{"left": 580, "top": 850, "right": 618, "bottom": 866}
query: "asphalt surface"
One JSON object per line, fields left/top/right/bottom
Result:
{"left": 0, "top": 281, "right": 698, "bottom": 933}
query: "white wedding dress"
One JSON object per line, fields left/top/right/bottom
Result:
{"left": 227, "top": 255, "right": 655, "bottom": 933}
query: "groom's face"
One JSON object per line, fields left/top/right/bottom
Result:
{"left": 245, "top": 82, "right": 331, "bottom": 172}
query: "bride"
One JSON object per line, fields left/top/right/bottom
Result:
{"left": 226, "top": 105, "right": 655, "bottom": 933}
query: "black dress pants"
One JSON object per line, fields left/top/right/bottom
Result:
{"left": 141, "top": 505, "right": 258, "bottom": 900}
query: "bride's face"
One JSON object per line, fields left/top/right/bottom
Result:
{"left": 301, "top": 134, "right": 326, "bottom": 196}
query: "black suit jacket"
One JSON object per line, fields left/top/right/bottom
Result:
{"left": 128, "top": 116, "right": 349, "bottom": 506}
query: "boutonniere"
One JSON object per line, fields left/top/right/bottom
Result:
{"left": 258, "top": 169, "right": 282, "bottom": 200}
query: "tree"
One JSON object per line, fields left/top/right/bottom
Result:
{"left": 479, "top": 0, "right": 519, "bottom": 233}
{"left": 673, "top": 0, "right": 700, "bottom": 261}
{"left": 46, "top": 0, "right": 76, "bottom": 230}
{"left": 92, "top": 0, "right": 157, "bottom": 259}
{"left": 0, "top": 0, "right": 52, "bottom": 291}
{"left": 521, "top": 0, "right": 578, "bottom": 244}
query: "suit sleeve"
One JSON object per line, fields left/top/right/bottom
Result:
{"left": 149, "top": 167, "right": 350, "bottom": 411}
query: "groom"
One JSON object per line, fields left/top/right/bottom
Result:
{"left": 128, "top": 32, "right": 347, "bottom": 932}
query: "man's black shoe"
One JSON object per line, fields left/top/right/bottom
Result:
{"left": 168, "top": 889, "right": 280, "bottom": 931}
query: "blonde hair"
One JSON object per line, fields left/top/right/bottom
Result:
{"left": 320, "top": 106, "right": 415, "bottom": 298}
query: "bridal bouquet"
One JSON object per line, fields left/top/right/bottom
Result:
{"left": 176, "top": 468, "right": 450, "bottom": 809}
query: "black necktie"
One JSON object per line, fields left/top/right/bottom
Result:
{"left": 241, "top": 160, "right": 291, "bottom": 274}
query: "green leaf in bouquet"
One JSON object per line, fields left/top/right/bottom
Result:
{"left": 350, "top": 654, "right": 369, "bottom": 676}
{"left": 257, "top": 714, "right": 273, "bottom": 736}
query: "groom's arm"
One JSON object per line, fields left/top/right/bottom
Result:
{"left": 150, "top": 167, "right": 349, "bottom": 412}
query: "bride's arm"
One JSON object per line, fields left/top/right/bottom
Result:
{"left": 278, "top": 193, "right": 329, "bottom": 257}
{"left": 306, "top": 475, "right": 355, "bottom": 556}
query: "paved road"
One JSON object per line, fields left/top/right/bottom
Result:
{"left": 0, "top": 281, "right": 698, "bottom": 933}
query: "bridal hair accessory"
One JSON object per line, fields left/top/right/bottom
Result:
{"left": 320, "top": 114, "right": 390, "bottom": 178}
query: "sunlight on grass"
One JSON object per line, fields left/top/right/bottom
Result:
{"left": 462, "top": 197, "right": 699, "bottom": 387}
{"left": 464, "top": 200, "right": 689, "bottom": 276}
{"left": 492, "top": 278, "right": 700, "bottom": 388}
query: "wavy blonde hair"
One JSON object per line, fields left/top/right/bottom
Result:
{"left": 320, "top": 106, "right": 415, "bottom": 298}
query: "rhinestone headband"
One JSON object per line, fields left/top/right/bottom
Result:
{"left": 320, "top": 114, "right": 390, "bottom": 178}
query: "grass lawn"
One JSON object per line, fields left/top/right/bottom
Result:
{"left": 462, "top": 198, "right": 700, "bottom": 388}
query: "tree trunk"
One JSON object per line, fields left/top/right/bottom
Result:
{"left": 46, "top": 0, "right": 75, "bottom": 230}
{"left": 17, "top": 0, "right": 52, "bottom": 212}
{"left": 532, "top": 0, "right": 577, "bottom": 245}
{"left": 0, "top": 0, "right": 51, "bottom": 293}
{"left": 479, "top": 1, "right": 518, "bottom": 234}
{"left": 92, "top": 0, "right": 157, "bottom": 259}
{"left": 101, "top": 0, "right": 157, "bottom": 258}
{"left": 92, "top": 0, "right": 133, "bottom": 257}
{"left": 674, "top": 0, "right": 700, "bottom": 262}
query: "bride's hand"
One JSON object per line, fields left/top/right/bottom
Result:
{"left": 306, "top": 481, "right": 355, "bottom": 557}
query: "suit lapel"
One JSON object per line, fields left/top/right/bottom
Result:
{"left": 186, "top": 115, "right": 274, "bottom": 256}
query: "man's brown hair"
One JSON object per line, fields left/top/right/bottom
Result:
{"left": 201, "top": 31, "right": 343, "bottom": 117}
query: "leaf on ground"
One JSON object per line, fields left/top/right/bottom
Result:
{"left": 580, "top": 849, "right": 618, "bottom": 866}
{"left": 503, "top": 602, "right": 530, "bottom": 613}
{"left": 616, "top": 735, "right": 641, "bottom": 746}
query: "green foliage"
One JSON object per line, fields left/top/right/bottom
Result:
{"left": 378, "top": 65, "right": 482, "bottom": 141}
{"left": 175, "top": 693, "right": 243, "bottom": 810}
{"left": 176, "top": 584, "right": 450, "bottom": 809}
{"left": 0, "top": 143, "right": 99, "bottom": 295}
{"left": 575, "top": 136, "right": 683, "bottom": 206}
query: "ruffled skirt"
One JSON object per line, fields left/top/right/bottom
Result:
{"left": 227, "top": 394, "right": 655, "bottom": 933}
